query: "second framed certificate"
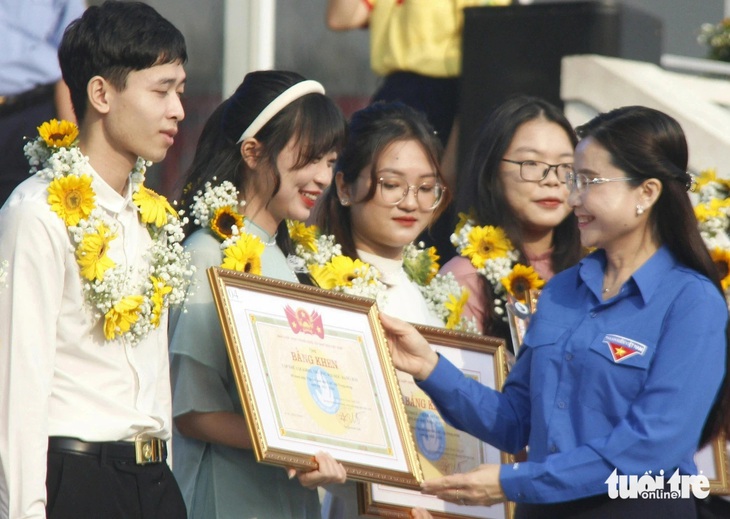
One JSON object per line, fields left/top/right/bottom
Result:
{"left": 358, "top": 326, "right": 515, "bottom": 519}
{"left": 207, "top": 267, "right": 422, "bottom": 489}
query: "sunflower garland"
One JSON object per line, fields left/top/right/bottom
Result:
{"left": 694, "top": 168, "right": 730, "bottom": 301}
{"left": 288, "top": 224, "right": 477, "bottom": 332}
{"left": 23, "top": 119, "right": 194, "bottom": 345}
{"left": 190, "top": 179, "right": 268, "bottom": 274}
{"left": 451, "top": 212, "right": 546, "bottom": 321}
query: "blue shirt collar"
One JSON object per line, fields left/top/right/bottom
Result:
{"left": 578, "top": 246, "right": 678, "bottom": 304}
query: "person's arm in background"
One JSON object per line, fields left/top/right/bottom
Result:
{"left": 326, "top": 0, "right": 370, "bottom": 30}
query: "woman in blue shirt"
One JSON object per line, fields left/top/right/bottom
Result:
{"left": 381, "top": 106, "right": 729, "bottom": 518}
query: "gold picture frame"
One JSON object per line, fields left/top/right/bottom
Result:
{"left": 207, "top": 267, "right": 423, "bottom": 489}
{"left": 358, "top": 325, "right": 515, "bottom": 519}
{"left": 695, "top": 432, "right": 730, "bottom": 494}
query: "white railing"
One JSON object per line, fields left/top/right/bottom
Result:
{"left": 561, "top": 54, "right": 730, "bottom": 178}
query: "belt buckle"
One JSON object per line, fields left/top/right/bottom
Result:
{"left": 134, "top": 434, "right": 163, "bottom": 465}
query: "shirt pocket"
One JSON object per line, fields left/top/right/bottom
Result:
{"left": 523, "top": 319, "right": 569, "bottom": 402}
{"left": 577, "top": 333, "right": 655, "bottom": 419}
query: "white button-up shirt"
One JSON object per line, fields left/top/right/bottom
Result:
{"left": 0, "top": 167, "right": 173, "bottom": 519}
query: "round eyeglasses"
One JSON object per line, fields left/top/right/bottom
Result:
{"left": 502, "top": 159, "right": 574, "bottom": 183}
{"left": 377, "top": 177, "right": 445, "bottom": 210}
{"left": 565, "top": 171, "right": 636, "bottom": 193}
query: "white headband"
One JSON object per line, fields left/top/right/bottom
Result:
{"left": 236, "top": 80, "right": 326, "bottom": 143}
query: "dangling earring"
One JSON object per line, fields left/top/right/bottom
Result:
{"left": 636, "top": 204, "right": 644, "bottom": 216}
{"left": 340, "top": 197, "right": 350, "bottom": 206}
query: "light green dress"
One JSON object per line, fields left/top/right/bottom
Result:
{"left": 169, "top": 220, "right": 321, "bottom": 519}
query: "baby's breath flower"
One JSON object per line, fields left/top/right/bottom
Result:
{"left": 23, "top": 119, "right": 194, "bottom": 345}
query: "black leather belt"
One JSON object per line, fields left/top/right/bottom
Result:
{"left": 0, "top": 83, "right": 55, "bottom": 117}
{"left": 48, "top": 436, "right": 166, "bottom": 465}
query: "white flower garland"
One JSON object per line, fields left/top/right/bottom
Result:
{"left": 24, "top": 133, "right": 194, "bottom": 345}
{"left": 450, "top": 217, "right": 520, "bottom": 320}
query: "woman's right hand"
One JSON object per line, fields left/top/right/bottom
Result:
{"left": 379, "top": 313, "right": 439, "bottom": 380}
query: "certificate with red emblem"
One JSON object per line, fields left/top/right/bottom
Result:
{"left": 207, "top": 267, "right": 423, "bottom": 489}
{"left": 359, "top": 326, "right": 515, "bottom": 519}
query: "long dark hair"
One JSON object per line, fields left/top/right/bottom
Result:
{"left": 313, "top": 101, "right": 449, "bottom": 259}
{"left": 179, "top": 70, "right": 346, "bottom": 258}
{"left": 576, "top": 105, "right": 729, "bottom": 445}
{"left": 456, "top": 95, "right": 583, "bottom": 337}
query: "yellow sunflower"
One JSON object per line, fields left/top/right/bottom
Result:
{"left": 461, "top": 225, "right": 512, "bottom": 269}
{"left": 454, "top": 211, "right": 475, "bottom": 235}
{"left": 425, "top": 246, "right": 440, "bottom": 283}
{"left": 695, "top": 199, "right": 727, "bottom": 222}
{"left": 149, "top": 276, "right": 173, "bottom": 327}
{"left": 445, "top": 289, "right": 470, "bottom": 330}
{"left": 309, "top": 256, "right": 370, "bottom": 289}
{"left": 287, "top": 220, "right": 319, "bottom": 252}
{"left": 133, "top": 186, "right": 177, "bottom": 227}
{"left": 104, "top": 295, "right": 144, "bottom": 340}
{"left": 501, "top": 264, "right": 545, "bottom": 302}
{"left": 47, "top": 174, "right": 95, "bottom": 226}
{"left": 76, "top": 222, "right": 116, "bottom": 281}
{"left": 38, "top": 119, "right": 78, "bottom": 148}
{"left": 210, "top": 206, "right": 243, "bottom": 240}
{"left": 710, "top": 248, "right": 730, "bottom": 292}
{"left": 221, "top": 234, "right": 265, "bottom": 274}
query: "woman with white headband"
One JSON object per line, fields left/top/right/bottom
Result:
{"left": 169, "top": 70, "right": 348, "bottom": 518}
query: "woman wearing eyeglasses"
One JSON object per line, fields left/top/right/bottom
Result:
{"left": 440, "top": 96, "right": 583, "bottom": 348}
{"left": 380, "top": 105, "right": 729, "bottom": 518}
{"left": 312, "top": 101, "right": 451, "bottom": 518}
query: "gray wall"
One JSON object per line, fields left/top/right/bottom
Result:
{"left": 274, "top": 0, "right": 726, "bottom": 100}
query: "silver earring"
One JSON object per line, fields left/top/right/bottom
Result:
{"left": 636, "top": 204, "right": 644, "bottom": 216}
{"left": 340, "top": 198, "right": 350, "bottom": 206}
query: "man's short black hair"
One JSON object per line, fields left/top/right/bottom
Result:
{"left": 59, "top": 0, "right": 187, "bottom": 122}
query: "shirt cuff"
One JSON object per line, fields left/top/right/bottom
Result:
{"left": 499, "top": 460, "right": 535, "bottom": 502}
{"left": 416, "top": 353, "right": 463, "bottom": 396}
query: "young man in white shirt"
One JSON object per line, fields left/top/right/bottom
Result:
{"left": 0, "top": 1, "right": 189, "bottom": 517}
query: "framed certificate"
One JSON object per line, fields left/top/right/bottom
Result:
{"left": 207, "top": 267, "right": 422, "bottom": 489}
{"left": 358, "top": 325, "right": 515, "bottom": 519}
{"left": 695, "top": 432, "right": 730, "bottom": 494}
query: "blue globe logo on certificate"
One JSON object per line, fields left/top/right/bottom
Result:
{"left": 415, "top": 411, "right": 446, "bottom": 461}
{"left": 306, "top": 366, "right": 341, "bottom": 414}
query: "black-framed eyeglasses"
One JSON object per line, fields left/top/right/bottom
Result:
{"left": 377, "top": 177, "right": 445, "bottom": 210}
{"left": 502, "top": 159, "right": 574, "bottom": 183}
{"left": 565, "top": 171, "right": 636, "bottom": 193}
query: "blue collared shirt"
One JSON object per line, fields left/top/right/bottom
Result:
{"left": 0, "top": 0, "right": 86, "bottom": 95}
{"left": 419, "top": 246, "right": 728, "bottom": 503}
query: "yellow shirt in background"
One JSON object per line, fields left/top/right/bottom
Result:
{"left": 367, "top": 0, "right": 510, "bottom": 78}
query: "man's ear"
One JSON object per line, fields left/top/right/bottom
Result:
{"left": 240, "top": 138, "right": 262, "bottom": 169}
{"left": 87, "top": 76, "right": 111, "bottom": 115}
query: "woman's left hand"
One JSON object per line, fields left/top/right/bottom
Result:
{"left": 421, "top": 464, "right": 506, "bottom": 507}
{"left": 287, "top": 451, "right": 347, "bottom": 489}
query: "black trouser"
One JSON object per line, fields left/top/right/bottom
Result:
{"left": 0, "top": 89, "right": 56, "bottom": 208}
{"left": 46, "top": 438, "right": 187, "bottom": 519}
{"left": 515, "top": 492, "right": 697, "bottom": 519}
